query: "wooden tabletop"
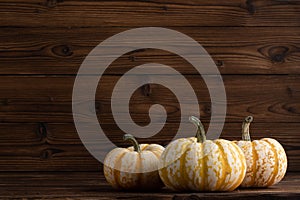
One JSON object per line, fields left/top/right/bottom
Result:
{"left": 1, "top": 172, "right": 299, "bottom": 199}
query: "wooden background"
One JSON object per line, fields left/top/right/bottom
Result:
{"left": 0, "top": 0, "right": 300, "bottom": 179}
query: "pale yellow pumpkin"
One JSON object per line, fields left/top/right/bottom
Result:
{"left": 235, "top": 116, "right": 288, "bottom": 187}
{"left": 103, "top": 134, "right": 165, "bottom": 190}
{"left": 158, "top": 116, "right": 246, "bottom": 191}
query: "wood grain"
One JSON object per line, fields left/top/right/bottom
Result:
{"left": 0, "top": 27, "right": 300, "bottom": 75}
{"left": 0, "top": 172, "right": 299, "bottom": 199}
{"left": 0, "top": 0, "right": 300, "bottom": 27}
{"left": 0, "top": 75, "right": 299, "bottom": 123}
{"left": 0, "top": 122, "right": 299, "bottom": 172}
{"left": 1, "top": 0, "right": 300, "bottom": 189}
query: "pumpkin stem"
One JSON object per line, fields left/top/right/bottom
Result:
{"left": 189, "top": 116, "right": 206, "bottom": 143}
{"left": 123, "top": 134, "right": 141, "bottom": 152}
{"left": 242, "top": 116, "right": 253, "bottom": 141}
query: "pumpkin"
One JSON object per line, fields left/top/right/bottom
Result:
{"left": 158, "top": 116, "right": 246, "bottom": 191}
{"left": 235, "top": 116, "right": 288, "bottom": 187}
{"left": 103, "top": 134, "right": 165, "bottom": 190}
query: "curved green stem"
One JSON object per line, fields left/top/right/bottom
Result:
{"left": 189, "top": 116, "right": 206, "bottom": 143}
{"left": 242, "top": 116, "right": 253, "bottom": 141}
{"left": 123, "top": 134, "right": 141, "bottom": 152}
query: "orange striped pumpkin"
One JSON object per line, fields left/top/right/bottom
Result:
{"left": 158, "top": 116, "right": 246, "bottom": 191}
{"left": 235, "top": 116, "right": 288, "bottom": 187}
{"left": 103, "top": 134, "right": 164, "bottom": 190}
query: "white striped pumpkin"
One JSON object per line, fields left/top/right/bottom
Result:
{"left": 235, "top": 116, "right": 287, "bottom": 187}
{"left": 103, "top": 134, "right": 165, "bottom": 190}
{"left": 158, "top": 116, "right": 246, "bottom": 191}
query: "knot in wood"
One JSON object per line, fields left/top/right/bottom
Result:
{"left": 216, "top": 60, "right": 224, "bottom": 67}
{"left": 46, "top": 0, "right": 64, "bottom": 8}
{"left": 52, "top": 45, "right": 73, "bottom": 57}
{"left": 269, "top": 46, "right": 289, "bottom": 63}
{"left": 40, "top": 148, "right": 64, "bottom": 160}
{"left": 142, "top": 84, "right": 152, "bottom": 96}
{"left": 37, "top": 122, "right": 47, "bottom": 140}
{"left": 246, "top": 0, "right": 256, "bottom": 15}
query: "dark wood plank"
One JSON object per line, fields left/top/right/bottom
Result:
{"left": 0, "top": 0, "right": 300, "bottom": 27}
{"left": 0, "top": 75, "right": 299, "bottom": 123}
{"left": 0, "top": 172, "right": 299, "bottom": 199}
{"left": 1, "top": 27, "right": 300, "bottom": 75}
{"left": 1, "top": 122, "right": 299, "bottom": 146}
{"left": 0, "top": 122, "right": 299, "bottom": 172}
